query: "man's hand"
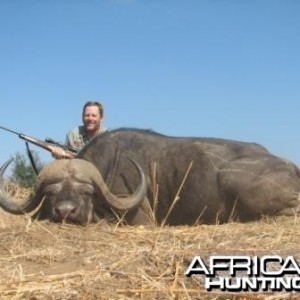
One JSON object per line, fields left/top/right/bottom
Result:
{"left": 49, "top": 145, "right": 75, "bottom": 159}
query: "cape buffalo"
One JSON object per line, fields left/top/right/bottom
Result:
{"left": 1, "top": 128, "right": 300, "bottom": 225}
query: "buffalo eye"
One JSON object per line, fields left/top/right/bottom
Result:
{"left": 79, "top": 190, "right": 93, "bottom": 198}
{"left": 45, "top": 190, "right": 58, "bottom": 197}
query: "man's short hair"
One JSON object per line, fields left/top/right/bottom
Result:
{"left": 82, "top": 101, "right": 104, "bottom": 118}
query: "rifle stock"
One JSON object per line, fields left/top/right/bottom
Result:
{"left": 19, "top": 133, "right": 52, "bottom": 151}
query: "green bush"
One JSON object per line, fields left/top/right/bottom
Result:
{"left": 10, "top": 151, "right": 44, "bottom": 188}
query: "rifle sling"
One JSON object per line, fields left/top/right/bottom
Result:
{"left": 25, "top": 141, "right": 39, "bottom": 175}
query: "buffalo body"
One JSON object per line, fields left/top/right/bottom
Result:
{"left": 1, "top": 128, "right": 300, "bottom": 225}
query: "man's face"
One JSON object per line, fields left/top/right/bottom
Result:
{"left": 82, "top": 105, "right": 101, "bottom": 132}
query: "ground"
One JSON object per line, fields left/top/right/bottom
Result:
{"left": 0, "top": 186, "right": 300, "bottom": 299}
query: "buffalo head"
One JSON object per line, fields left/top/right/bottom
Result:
{"left": 0, "top": 158, "right": 147, "bottom": 225}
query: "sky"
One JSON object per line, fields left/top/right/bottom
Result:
{"left": 0, "top": 0, "right": 300, "bottom": 170}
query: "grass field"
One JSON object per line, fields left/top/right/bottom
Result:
{"left": 0, "top": 186, "right": 300, "bottom": 299}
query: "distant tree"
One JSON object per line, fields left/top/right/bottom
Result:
{"left": 10, "top": 151, "right": 44, "bottom": 188}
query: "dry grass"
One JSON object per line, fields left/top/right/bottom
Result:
{"left": 0, "top": 186, "right": 300, "bottom": 299}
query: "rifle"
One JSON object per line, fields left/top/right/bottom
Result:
{"left": 0, "top": 125, "right": 79, "bottom": 159}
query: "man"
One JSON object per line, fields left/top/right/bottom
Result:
{"left": 52, "top": 101, "right": 107, "bottom": 159}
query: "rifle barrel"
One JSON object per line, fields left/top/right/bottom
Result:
{"left": 0, "top": 125, "right": 51, "bottom": 151}
{"left": 0, "top": 125, "right": 21, "bottom": 136}
{"left": 0, "top": 125, "right": 78, "bottom": 155}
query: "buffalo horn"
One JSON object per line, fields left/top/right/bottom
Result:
{"left": 0, "top": 159, "right": 44, "bottom": 214}
{"left": 93, "top": 158, "right": 147, "bottom": 210}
